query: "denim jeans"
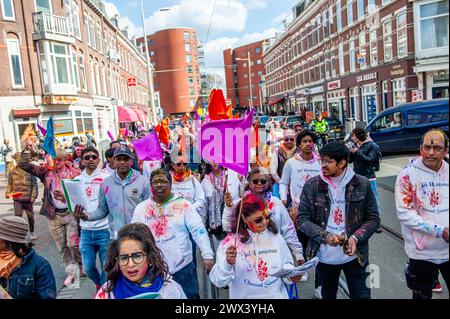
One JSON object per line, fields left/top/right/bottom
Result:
{"left": 318, "top": 259, "right": 371, "bottom": 299}
{"left": 406, "top": 259, "right": 449, "bottom": 299}
{"left": 369, "top": 179, "right": 381, "bottom": 214}
{"left": 79, "top": 228, "right": 110, "bottom": 286}
{"left": 172, "top": 261, "right": 200, "bottom": 299}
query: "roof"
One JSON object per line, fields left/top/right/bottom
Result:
{"left": 377, "top": 98, "right": 449, "bottom": 115}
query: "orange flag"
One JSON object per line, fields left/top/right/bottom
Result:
{"left": 208, "top": 89, "right": 232, "bottom": 120}
{"left": 155, "top": 117, "right": 170, "bottom": 147}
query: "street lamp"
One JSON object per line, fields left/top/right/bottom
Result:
{"left": 140, "top": 1, "right": 171, "bottom": 125}
{"left": 235, "top": 51, "right": 253, "bottom": 110}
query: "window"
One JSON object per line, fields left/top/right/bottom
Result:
{"left": 368, "top": 0, "right": 376, "bottom": 12}
{"left": 347, "top": 1, "right": 353, "bottom": 26}
{"left": 256, "top": 47, "right": 261, "bottom": 54}
{"left": 243, "top": 62, "right": 247, "bottom": 67}
{"left": 329, "top": 7, "right": 333, "bottom": 35}
{"left": 89, "top": 16, "right": 96, "bottom": 49}
{"left": 72, "top": 1, "right": 81, "bottom": 39}
{"left": 382, "top": 0, "right": 392, "bottom": 5}
{"left": 258, "top": 71, "right": 263, "bottom": 77}
{"left": 35, "top": 0, "right": 52, "bottom": 13}
{"left": 84, "top": 14, "right": 90, "bottom": 46}
{"left": 79, "top": 53, "right": 87, "bottom": 92}
{"left": 51, "top": 43, "right": 71, "bottom": 84}
{"left": 38, "top": 42, "right": 49, "bottom": 92}
{"left": 71, "top": 48, "right": 80, "bottom": 90}
{"left": 65, "top": 0, "right": 73, "bottom": 36}
{"left": 7, "top": 38, "right": 24, "bottom": 88}
{"left": 373, "top": 112, "right": 403, "bottom": 131}
{"left": 338, "top": 44, "right": 345, "bottom": 75}
{"left": 358, "top": 0, "right": 365, "bottom": 19}
{"left": 323, "top": 11, "right": 328, "bottom": 38}
{"left": 393, "top": 78, "right": 406, "bottom": 106}
{"left": 89, "top": 58, "right": 96, "bottom": 95}
{"left": 331, "top": 49, "right": 337, "bottom": 77}
{"left": 184, "top": 32, "right": 190, "bottom": 42}
{"left": 337, "top": 1, "right": 342, "bottom": 32}
{"left": 383, "top": 19, "right": 393, "bottom": 62}
{"left": 396, "top": 12, "right": 408, "bottom": 58}
{"left": 419, "top": 0, "right": 449, "bottom": 50}
{"left": 370, "top": 29, "right": 378, "bottom": 66}
{"left": 408, "top": 109, "right": 449, "bottom": 126}
{"left": 1, "top": 0, "right": 15, "bottom": 20}
{"left": 188, "top": 77, "right": 194, "bottom": 85}
{"left": 150, "top": 51, "right": 155, "bottom": 56}
{"left": 359, "top": 32, "right": 367, "bottom": 69}
{"left": 243, "top": 74, "right": 248, "bottom": 78}
{"left": 186, "top": 54, "right": 192, "bottom": 64}
{"left": 349, "top": 39, "right": 356, "bottom": 72}
{"left": 102, "top": 64, "right": 107, "bottom": 96}
{"left": 257, "top": 59, "right": 262, "bottom": 65}
{"left": 97, "top": 22, "right": 102, "bottom": 53}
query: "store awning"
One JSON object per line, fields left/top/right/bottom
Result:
{"left": 133, "top": 108, "right": 147, "bottom": 122}
{"left": 117, "top": 106, "right": 139, "bottom": 122}
{"left": 268, "top": 97, "right": 285, "bottom": 106}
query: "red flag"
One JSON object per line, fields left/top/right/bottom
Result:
{"left": 208, "top": 89, "right": 232, "bottom": 120}
{"left": 155, "top": 117, "right": 170, "bottom": 147}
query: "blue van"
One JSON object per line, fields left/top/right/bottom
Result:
{"left": 366, "top": 98, "right": 449, "bottom": 153}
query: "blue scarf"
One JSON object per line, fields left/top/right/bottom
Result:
{"left": 113, "top": 273, "right": 163, "bottom": 299}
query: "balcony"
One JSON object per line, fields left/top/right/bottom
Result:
{"left": 32, "top": 12, "right": 75, "bottom": 44}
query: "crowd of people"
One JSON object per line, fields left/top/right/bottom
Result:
{"left": 0, "top": 118, "right": 448, "bottom": 300}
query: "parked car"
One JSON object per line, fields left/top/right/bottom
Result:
{"left": 282, "top": 115, "right": 304, "bottom": 129}
{"left": 265, "top": 116, "right": 286, "bottom": 132}
{"left": 366, "top": 98, "right": 449, "bottom": 153}
{"left": 257, "top": 115, "right": 270, "bottom": 128}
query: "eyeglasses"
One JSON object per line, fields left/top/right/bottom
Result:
{"left": 248, "top": 216, "right": 265, "bottom": 224}
{"left": 83, "top": 155, "right": 98, "bottom": 160}
{"left": 252, "top": 178, "right": 267, "bottom": 185}
{"left": 284, "top": 138, "right": 295, "bottom": 142}
{"left": 175, "top": 162, "right": 188, "bottom": 167}
{"left": 422, "top": 145, "right": 445, "bottom": 152}
{"left": 320, "top": 159, "right": 337, "bottom": 166}
{"left": 117, "top": 252, "right": 147, "bottom": 266}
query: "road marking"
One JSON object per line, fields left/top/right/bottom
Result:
{"left": 381, "top": 162, "right": 404, "bottom": 170}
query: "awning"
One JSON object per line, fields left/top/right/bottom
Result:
{"left": 133, "top": 108, "right": 147, "bottom": 122}
{"left": 12, "top": 108, "right": 41, "bottom": 118}
{"left": 117, "top": 106, "right": 139, "bottom": 122}
{"left": 268, "top": 97, "right": 285, "bottom": 106}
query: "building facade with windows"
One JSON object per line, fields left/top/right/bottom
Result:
{"left": 136, "top": 28, "right": 202, "bottom": 115}
{"left": 264, "top": 0, "right": 418, "bottom": 125}
{"left": 0, "top": 0, "right": 149, "bottom": 151}
{"left": 223, "top": 40, "right": 267, "bottom": 112}
{"left": 412, "top": 0, "right": 448, "bottom": 100}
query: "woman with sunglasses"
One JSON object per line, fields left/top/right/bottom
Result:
{"left": 210, "top": 194, "right": 301, "bottom": 298}
{"left": 96, "top": 223, "right": 186, "bottom": 299}
{"left": 222, "top": 168, "right": 305, "bottom": 266}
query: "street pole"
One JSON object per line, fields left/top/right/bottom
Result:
{"left": 140, "top": 0, "right": 157, "bottom": 125}
{"left": 248, "top": 51, "right": 253, "bottom": 110}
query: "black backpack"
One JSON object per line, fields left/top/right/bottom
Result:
{"left": 371, "top": 142, "right": 382, "bottom": 172}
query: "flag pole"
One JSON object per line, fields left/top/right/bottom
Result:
{"left": 234, "top": 199, "right": 244, "bottom": 247}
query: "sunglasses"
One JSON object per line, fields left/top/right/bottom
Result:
{"left": 252, "top": 178, "right": 267, "bottom": 185}
{"left": 284, "top": 138, "right": 295, "bottom": 142}
{"left": 248, "top": 216, "right": 265, "bottom": 224}
{"left": 175, "top": 162, "right": 188, "bottom": 167}
{"left": 83, "top": 155, "right": 98, "bottom": 160}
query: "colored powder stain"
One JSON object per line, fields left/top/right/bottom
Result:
{"left": 104, "top": 186, "right": 110, "bottom": 195}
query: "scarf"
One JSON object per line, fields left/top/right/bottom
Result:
{"left": 279, "top": 144, "right": 297, "bottom": 160}
{"left": 172, "top": 169, "right": 191, "bottom": 183}
{"left": 207, "top": 171, "right": 226, "bottom": 230}
{"left": 113, "top": 273, "right": 163, "bottom": 299}
{"left": 0, "top": 251, "right": 22, "bottom": 279}
{"left": 44, "top": 165, "right": 79, "bottom": 197}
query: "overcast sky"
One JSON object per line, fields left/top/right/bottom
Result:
{"left": 104, "top": 0, "right": 299, "bottom": 85}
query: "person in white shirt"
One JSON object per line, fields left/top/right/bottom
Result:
{"left": 132, "top": 169, "right": 214, "bottom": 299}
{"left": 209, "top": 194, "right": 302, "bottom": 299}
{"left": 222, "top": 168, "right": 305, "bottom": 266}
{"left": 77, "top": 147, "right": 112, "bottom": 291}
{"left": 396, "top": 129, "right": 449, "bottom": 299}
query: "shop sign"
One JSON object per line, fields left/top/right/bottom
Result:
{"left": 356, "top": 72, "right": 377, "bottom": 83}
{"left": 391, "top": 65, "right": 405, "bottom": 77}
{"left": 301, "top": 86, "right": 324, "bottom": 95}
{"left": 128, "top": 77, "right": 137, "bottom": 86}
{"left": 327, "top": 80, "right": 341, "bottom": 90}
{"left": 43, "top": 95, "right": 78, "bottom": 105}
{"left": 412, "top": 90, "right": 423, "bottom": 102}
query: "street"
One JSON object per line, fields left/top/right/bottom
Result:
{"left": 0, "top": 152, "right": 447, "bottom": 299}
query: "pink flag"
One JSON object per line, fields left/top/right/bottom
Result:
{"left": 199, "top": 109, "right": 254, "bottom": 176}
{"left": 132, "top": 133, "right": 164, "bottom": 161}
{"left": 124, "top": 127, "right": 129, "bottom": 137}
{"left": 37, "top": 123, "right": 47, "bottom": 136}
{"left": 107, "top": 130, "right": 115, "bottom": 141}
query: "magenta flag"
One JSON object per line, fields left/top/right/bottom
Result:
{"left": 107, "top": 130, "right": 115, "bottom": 141}
{"left": 132, "top": 133, "right": 163, "bottom": 161}
{"left": 199, "top": 109, "right": 254, "bottom": 176}
{"left": 37, "top": 123, "right": 47, "bottom": 136}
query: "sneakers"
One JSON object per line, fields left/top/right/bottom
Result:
{"left": 29, "top": 232, "right": 38, "bottom": 240}
{"left": 300, "top": 272, "right": 308, "bottom": 282}
{"left": 314, "top": 286, "right": 323, "bottom": 299}
{"left": 432, "top": 282, "right": 443, "bottom": 293}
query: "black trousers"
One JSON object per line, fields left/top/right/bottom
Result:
{"left": 406, "top": 259, "right": 449, "bottom": 299}
{"left": 318, "top": 259, "right": 371, "bottom": 299}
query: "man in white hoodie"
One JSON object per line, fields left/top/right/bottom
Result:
{"left": 396, "top": 129, "right": 449, "bottom": 299}
{"left": 76, "top": 147, "right": 111, "bottom": 291}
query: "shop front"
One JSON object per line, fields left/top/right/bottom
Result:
{"left": 326, "top": 80, "right": 347, "bottom": 124}
{"left": 297, "top": 85, "right": 325, "bottom": 121}
{"left": 12, "top": 108, "right": 42, "bottom": 151}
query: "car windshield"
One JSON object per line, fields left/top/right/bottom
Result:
{"left": 287, "top": 116, "right": 302, "bottom": 123}
{"left": 273, "top": 116, "right": 284, "bottom": 122}
{"left": 325, "top": 118, "right": 340, "bottom": 126}
{"left": 259, "top": 116, "right": 270, "bottom": 124}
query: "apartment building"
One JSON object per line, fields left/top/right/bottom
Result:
{"left": 223, "top": 40, "right": 267, "bottom": 112}
{"left": 264, "top": 0, "right": 418, "bottom": 125}
{"left": 0, "top": 0, "right": 150, "bottom": 151}
{"left": 137, "top": 28, "right": 202, "bottom": 115}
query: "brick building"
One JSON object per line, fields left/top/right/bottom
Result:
{"left": 264, "top": 0, "right": 418, "bottom": 126}
{"left": 223, "top": 40, "right": 267, "bottom": 112}
{"left": 0, "top": 0, "right": 151, "bottom": 151}
{"left": 137, "top": 28, "right": 202, "bottom": 115}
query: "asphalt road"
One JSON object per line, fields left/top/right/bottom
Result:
{"left": 0, "top": 152, "right": 448, "bottom": 299}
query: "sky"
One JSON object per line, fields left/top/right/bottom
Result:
{"left": 103, "top": 0, "right": 299, "bottom": 85}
